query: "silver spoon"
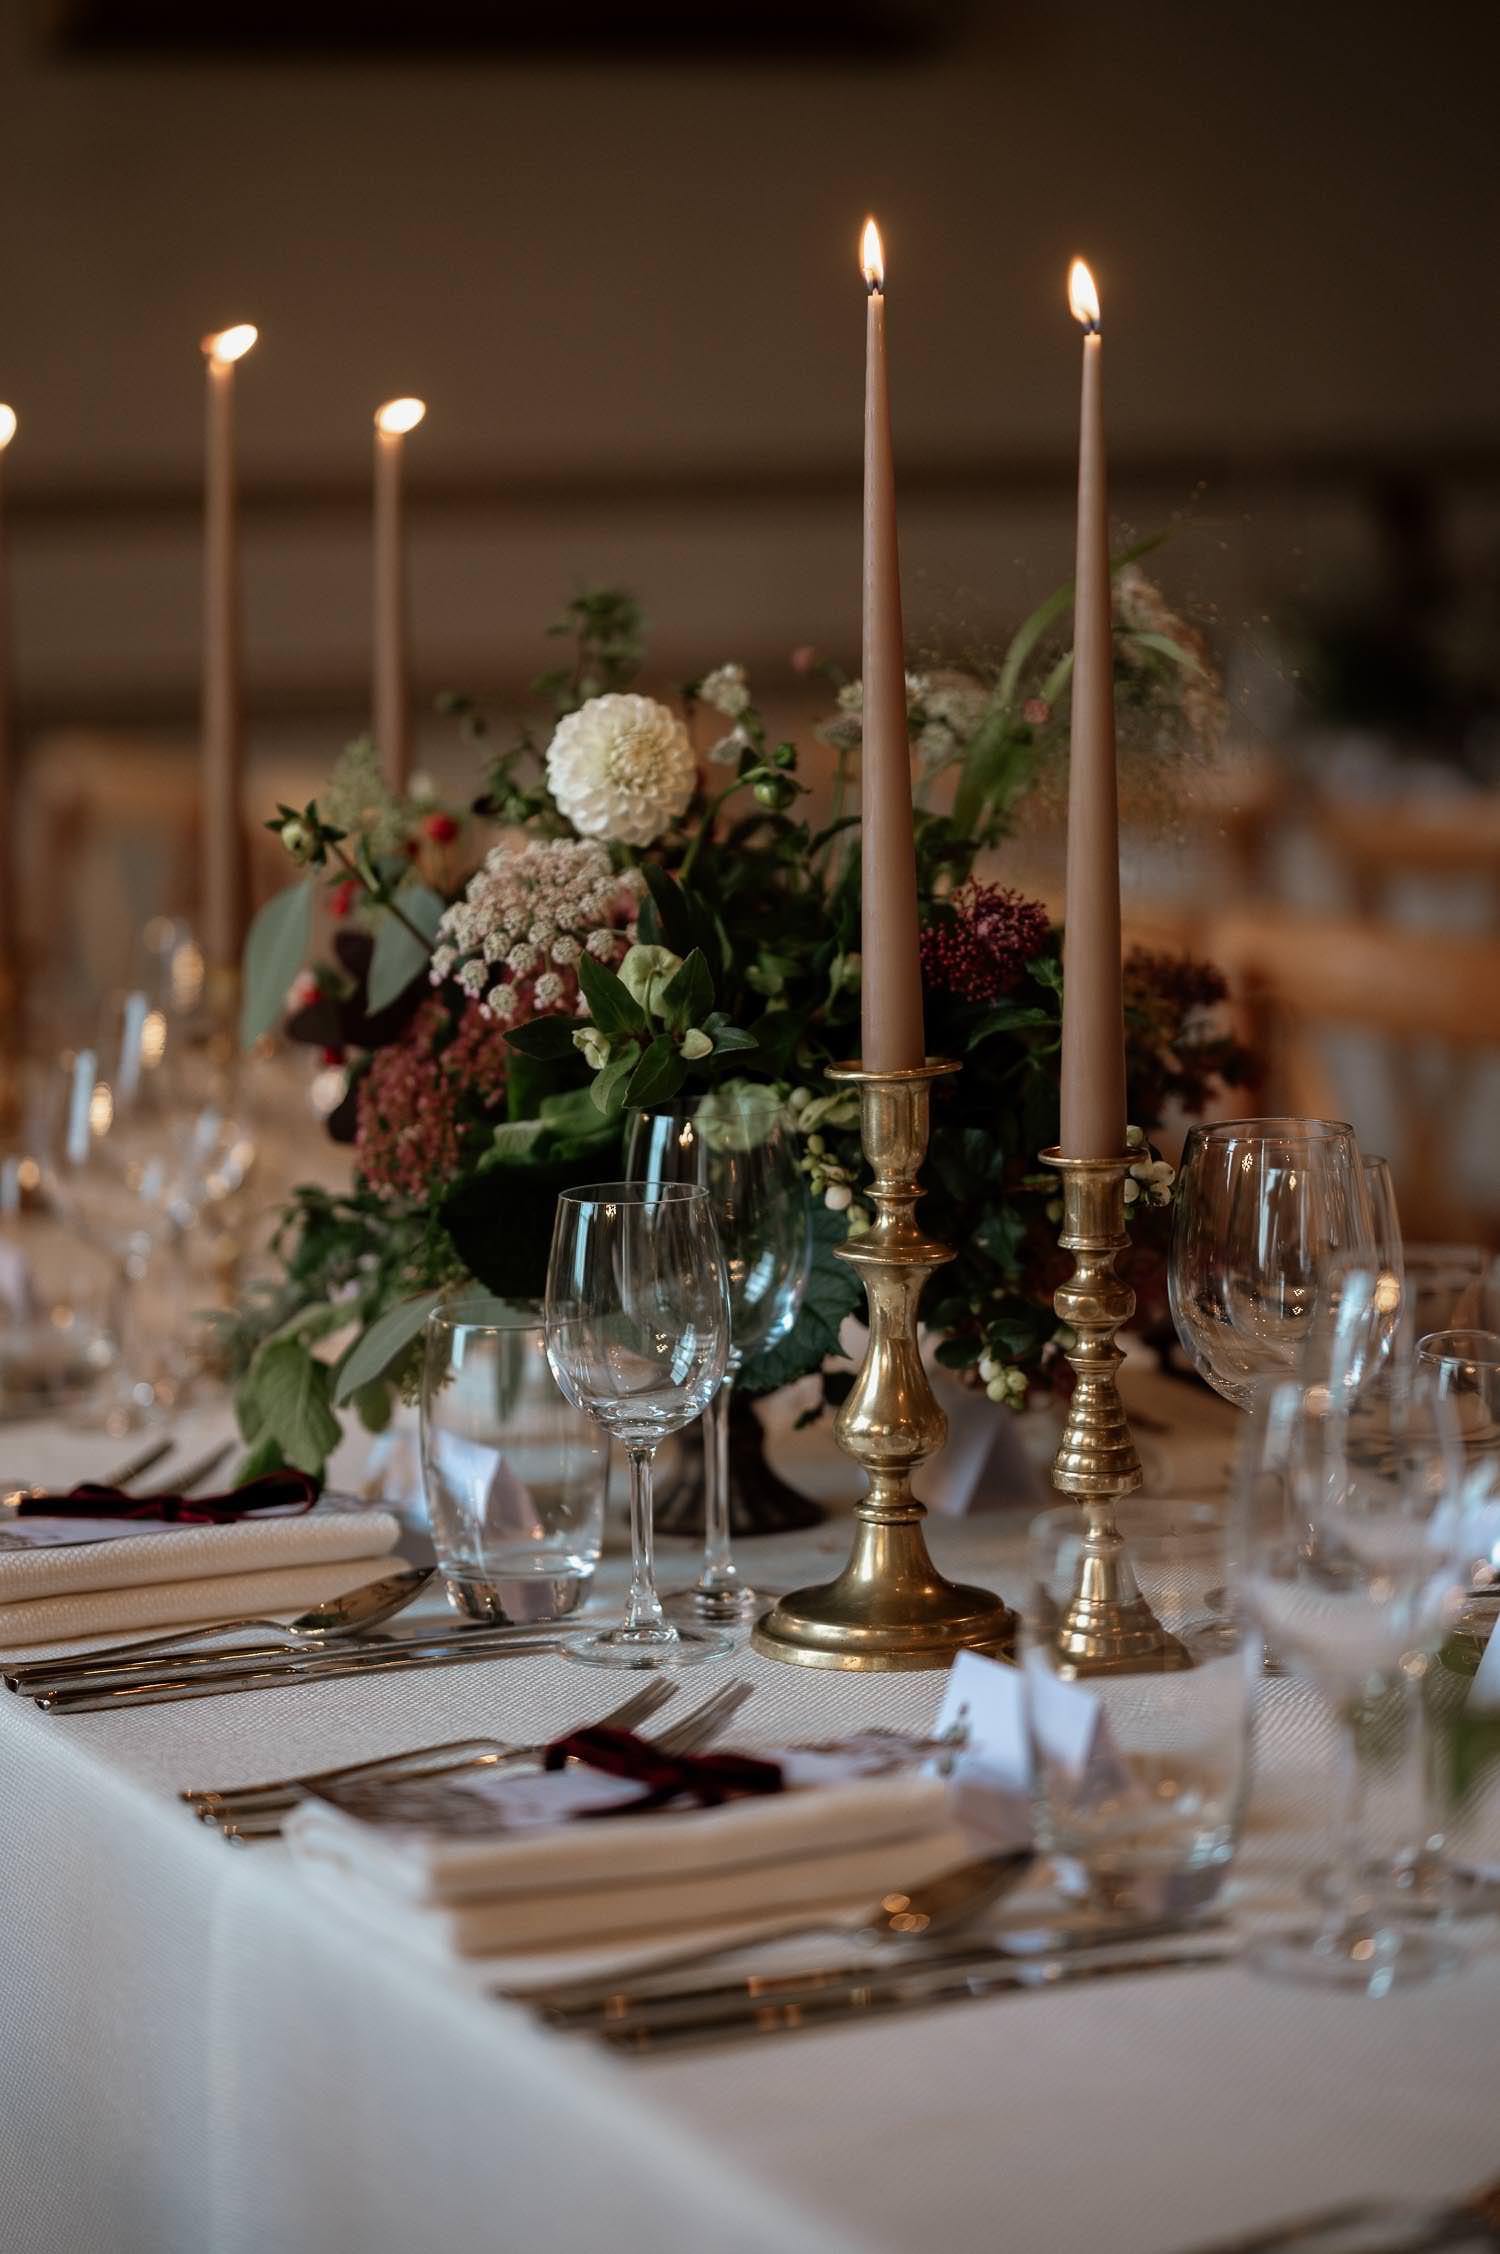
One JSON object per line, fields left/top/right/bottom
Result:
{"left": 525, "top": 1850, "right": 1036, "bottom": 2017}
{"left": 4, "top": 1565, "right": 437, "bottom": 1690}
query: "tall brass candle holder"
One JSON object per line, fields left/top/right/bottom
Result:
{"left": 1038, "top": 1148, "right": 1188, "bottom": 1675}
{"left": 754, "top": 1061, "right": 1016, "bottom": 1672}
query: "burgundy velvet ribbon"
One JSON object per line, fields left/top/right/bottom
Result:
{"left": 543, "top": 1724, "right": 785, "bottom": 1818}
{"left": 15, "top": 1469, "right": 321, "bottom": 1526}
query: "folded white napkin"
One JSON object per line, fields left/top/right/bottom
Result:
{"left": 0, "top": 1506, "right": 402, "bottom": 1647}
{"left": 285, "top": 1750, "right": 991, "bottom": 1959}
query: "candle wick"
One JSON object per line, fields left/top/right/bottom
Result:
{"left": 864, "top": 276, "right": 884, "bottom": 298}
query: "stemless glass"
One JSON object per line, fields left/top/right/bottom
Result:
{"left": 544, "top": 1181, "right": 732, "bottom": 1668}
{"left": 625, "top": 1088, "right": 811, "bottom": 1622}
{"left": 1169, "top": 1117, "right": 1374, "bottom": 1409}
{"left": 1024, "top": 1505, "right": 1256, "bottom": 1916}
{"left": 420, "top": 1297, "right": 609, "bottom": 1625}
{"left": 1233, "top": 1336, "right": 1467, "bottom": 1990}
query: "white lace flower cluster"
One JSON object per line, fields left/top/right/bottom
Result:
{"left": 817, "top": 670, "right": 986, "bottom": 769}
{"left": 545, "top": 693, "right": 696, "bottom": 847}
{"left": 429, "top": 837, "right": 642, "bottom": 1024}
{"left": 697, "top": 662, "right": 751, "bottom": 719}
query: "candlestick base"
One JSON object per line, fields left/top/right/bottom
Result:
{"left": 1038, "top": 1148, "right": 1190, "bottom": 1677}
{"left": 753, "top": 1062, "right": 1016, "bottom": 1673}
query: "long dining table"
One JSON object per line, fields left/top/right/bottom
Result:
{"left": 2, "top": 1370, "right": 1497, "bottom": 2254}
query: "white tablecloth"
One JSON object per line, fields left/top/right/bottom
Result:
{"left": 1, "top": 1378, "right": 1497, "bottom": 2254}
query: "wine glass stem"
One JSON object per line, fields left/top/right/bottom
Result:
{"left": 698, "top": 1372, "right": 738, "bottom": 1593}
{"left": 1321, "top": 1696, "right": 1374, "bottom": 1941}
{"left": 623, "top": 1445, "right": 666, "bottom": 1634}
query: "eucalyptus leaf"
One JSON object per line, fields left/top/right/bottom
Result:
{"left": 366, "top": 882, "right": 444, "bottom": 1013}
{"left": 240, "top": 879, "right": 315, "bottom": 1048}
{"left": 332, "top": 1290, "right": 445, "bottom": 1405}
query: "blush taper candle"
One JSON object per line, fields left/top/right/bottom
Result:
{"left": 0, "top": 405, "right": 16, "bottom": 1025}
{"left": 857, "top": 219, "right": 925, "bottom": 1075}
{"left": 200, "top": 323, "right": 256, "bottom": 979}
{"left": 1058, "top": 260, "right": 1127, "bottom": 1157}
{"left": 373, "top": 396, "right": 425, "bottom": 793}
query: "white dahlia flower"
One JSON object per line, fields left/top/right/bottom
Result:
{"left": 546, "top": 693, "right": 696, "bottom": 847}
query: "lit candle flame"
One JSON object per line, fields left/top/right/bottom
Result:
{"left": 861, "top": 217, "right": 885, "bottom": 295}
{"left": 0, "top": 405, "right": 16, "bottom": 451}
{"left": 375, "top": 396, "right": 427, "bottom": 436}
{"left": 1068, "top": 259, "right": 1101, "bottom": 334}
{"left": 202, "top": 323, "right": 258, "bottom": 367}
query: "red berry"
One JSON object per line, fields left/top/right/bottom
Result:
{"left": 423, "top": 812, "right": 460, "bottom": 844}
{"left": 328, "top": 879, "right": 359, "bottom": 920}
{"left": 321, "top": 1045, "right": 345, "bottom": 1067}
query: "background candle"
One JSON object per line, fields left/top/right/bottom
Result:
{"left": 858, "top": 219, "right": 925, "bottom": 1075}
{"left": 200, "top": 323, "right": 256, "bottom": 982}
{"left": 0, "top": 404, "right": 16, "bottom": 1036}
{"left": 1058, "top": 259, "right": 1127, "bottom": 1157}
{"left": 373, "top": 396, "right": 426, "bottom": 793}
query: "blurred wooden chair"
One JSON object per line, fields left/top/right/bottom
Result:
{"left": 1202, "top": 906, "right": 1500, "bottom": 1241}
{"left": 1313, "top": 792, "right": 1500, "bottom": 919}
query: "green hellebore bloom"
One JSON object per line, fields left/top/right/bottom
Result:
{"left": 573, "top": 1026, "right": 612, "bottom": 1070}
{"left": 679, "top": 1027, "right": 712, "bottom": 1062}
{"left": 618, "top": 943, "right": 683, "bottom": 1018}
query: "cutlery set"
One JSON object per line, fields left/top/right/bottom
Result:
{"left": 2, "top": 1449, "right": 1240, "bottom": 2052}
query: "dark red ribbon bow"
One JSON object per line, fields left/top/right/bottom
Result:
{"left": 16, "top": 1469, "right": 321, "bottom": 1527}
{"left": 543, "top": 1724, "right": 785, "bottom": 1817}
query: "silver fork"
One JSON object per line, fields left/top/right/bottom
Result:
{"left": 187, "top": 1679, "right": 678, "bottom": 1825}
{"left": 213, "top": 1677, "right": 754, "bottom": 1842}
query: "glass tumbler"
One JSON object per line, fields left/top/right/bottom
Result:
{"left": 1418, "top": 1328, "right": 1500, "bottom": 1638}
{"left": 421, "top": 1296, "right": 609, "bottom": 1624}
{"left": 1023, "top": 1505, "right": 1257, "bottom": 1915}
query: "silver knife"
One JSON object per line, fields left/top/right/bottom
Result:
{"left": 12, "top": 1618, "right": 560, "bottom": 1694}
{"left": 33, "top": 1633, "right": 564, "bottom": 1712}
{"left": 590, "top": 1946, "right": 1233, "bottom": 2056}
{"left": 530, "top": 1912, "right": 1230, "bottom": 2029}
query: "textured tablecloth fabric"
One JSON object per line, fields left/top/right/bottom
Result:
{"left": 1, "top": 1383, "right": 1498, "bottom": 2254}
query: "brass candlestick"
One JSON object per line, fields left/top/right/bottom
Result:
{"left": 754, "top": 1061, "right": 1016, "bottom": 1672}
{"left": 1039, "top": 1148, "right": 1188, "bottom": 1674}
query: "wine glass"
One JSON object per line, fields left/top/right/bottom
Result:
{"left": 1232, "top": 1294, "right": 1467, "bottom": 1990}
{"left": 1169, "top": 1118, "right": 1375, "bottom": 1409}
{"left": 544, "top": 1181, "right": 732, "bottom": 1668}
{"left": 1417, "top": 1329, "right": 1500, "bottom": 1637}
{"left": 625, "top": 1088, "right": 811, "bottom": 1622}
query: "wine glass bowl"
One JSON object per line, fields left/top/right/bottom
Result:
{"left": 1169, "top": 1117, "right": 1374, "bottom": 1409}
{"left": 544, "top": 1180, "right": 732, "bottom": 1668}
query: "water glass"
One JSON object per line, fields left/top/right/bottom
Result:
{"left": 421, "top": 1296, "right": 609, "bottom": 1624}
{"left": 0, "top": 1151, "right": 122, "bottom": 1422}
{"left": 1170, "top": 1117, "right": 1374, "bottom": 1408}
{"left": 545, "top": 1181, "right": 731, "bottom": 1669}
{"left": 1023, "top": 1505, "right": 1256, "bottom": 1915}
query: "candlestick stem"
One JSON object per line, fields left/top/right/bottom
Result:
{"left": 754, "top": 1061, "right": 1015, "bottom": 1671}
{"left": 1039, "top": 1148, "right": 1189, "bottom": 1674}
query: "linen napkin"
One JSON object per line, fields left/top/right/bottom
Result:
{"left": 284, "top": 1732, "right": 996, "bottom": 1959}
{"left": 0, "top": 1498, "right": 403, "bottom": 1648}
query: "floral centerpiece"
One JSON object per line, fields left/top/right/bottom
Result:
{"left": 227, "top": 578, "right": 1253, "bottom": 1483}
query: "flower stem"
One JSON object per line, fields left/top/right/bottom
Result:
{"left": 329, "top": 843, "right": 434, "bottom": 954}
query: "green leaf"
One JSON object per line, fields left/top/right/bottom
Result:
{"left": 234, "top": 1432, "right": 287, "bottom": 1485}
{"left": 251, "top": 1339, "right": 343, "bottom": 1475}
{"left": 966, "top": 1003, "right": 1057, "bottom": 1048}
{"left": 539, "top": 1086, "right": 612, "bottom": 1140}
{"left": 592, "top": 1045, "right": 640, "bottom": 1115}
{"left": 504, "top": 1017, "right": 580, "bottom": 1061}
{"left": 935, "top": 1336, "right": 982, "bottom": 1369}
{"left": 352, "top": 1380, "right": 394, "bottom": 1435}
{"left": 577, "top": 951, "right": 648, "bottom": 1036}
{"left": 332, "top": 1290, "right": 444, "bottom": 1405}
{"left": 366, "top": 882, "right": 444, "bottom": 1013}
{"left": 1124, "top": 628, "right": 1207, "bottom": 676}
{"left": 442, "top": 1146, "right": 623, "bottom": 1300}
{"left": 491, "top": 1119, "right": 548, "bottom": 1160}
{"left": 709, "top": 1023, "right": 758, "bottom": 1056}
{"left": 740, "top": 1203, "right": 863, "bottom": 1395}
{"left": 640, "top": 861, "right": 697, "bottom": 955}
{"left": 659, "top": 947, "right": 713, "bottom": 1034}
{"left": 623, "top": 1034, "right": 688, "bottom": 1109}
{"left": 240, "top": 878, "right": 315, "bottom": 1048}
